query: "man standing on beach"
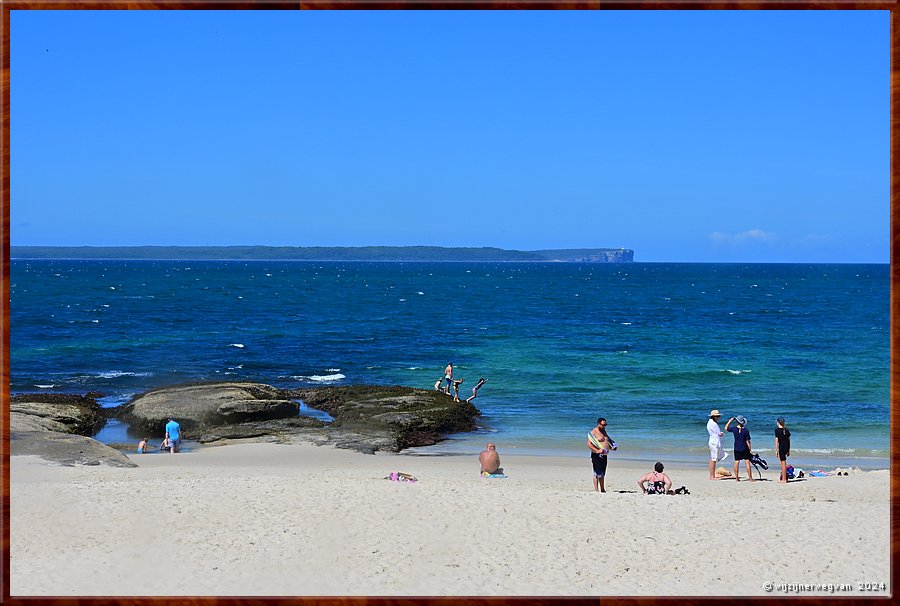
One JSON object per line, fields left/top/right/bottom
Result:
{"left": 165, "top": 416, "right": 182, "bottom": 453}
{"left": 479, "top": 442, "right": 503, "bottom": 475}
{"left": 708, "top": 409, "right": 725, "bottom": 480}
{"left": 588, "top": 417, "right": 616, "bottom": 492}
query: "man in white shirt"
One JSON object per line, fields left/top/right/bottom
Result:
{"left": 707, "top": 409, "right": 725, "bottom": 480}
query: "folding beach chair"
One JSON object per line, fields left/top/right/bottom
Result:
{"left": 749, "top": 452, "right": 768, "bottom": 479}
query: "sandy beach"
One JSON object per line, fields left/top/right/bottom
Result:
{"left": 10, "top": 441, "right": 891, "bottom": 597}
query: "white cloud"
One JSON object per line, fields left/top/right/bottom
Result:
{"left": 709, "top": 229, "right": 777, "bottom": 245}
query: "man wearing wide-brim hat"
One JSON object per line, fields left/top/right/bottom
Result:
{"left": 707, "top": 409, "right": 726, "bottom": 480}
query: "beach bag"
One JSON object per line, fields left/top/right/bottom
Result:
{"left": 786, "top": 465, "right": 795, "bottom": 480}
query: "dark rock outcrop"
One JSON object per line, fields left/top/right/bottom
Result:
{"left": 288, "top": 384, "right": 481, "bottom": 452}
{"left": 106, "top": 382, "right": 481, "bottom": 454}
{"left": 116, "top": 382, "right": 300, "bottom": 435}
{"left": 10, "top": 393, "right": 106, "bottom": 435}
{"left": 11, "top": 431, "right": 137, "bottom": 468}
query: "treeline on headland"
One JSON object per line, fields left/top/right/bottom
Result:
{"left": 11, "top": 245, "right": 634, "bottom": 263}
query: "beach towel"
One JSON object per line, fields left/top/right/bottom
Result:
{"left": 386, "top": 472, "right": 418, "bottom": 483}
{"left": 588, "top": 433, "right": 608, "bottom": 454}
{"left": 481, "top": 471, "right": 507, "bottom": 479}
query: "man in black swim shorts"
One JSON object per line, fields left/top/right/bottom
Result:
{"left": 587, "top": 417, "right": 616, "bottom": 492}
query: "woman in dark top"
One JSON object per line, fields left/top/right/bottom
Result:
{"left": 724, "top": 416, "right": 754, "bottom": 482}
{"left": 775, "top": 417, "right": 791, "bottom": 483}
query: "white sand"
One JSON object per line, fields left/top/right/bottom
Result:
{"left": 10, "top": 441, "right": 891, "bottom": 597}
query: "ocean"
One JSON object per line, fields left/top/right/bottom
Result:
{"left": 9, "top": 260, "right": 890, "bottom": 469}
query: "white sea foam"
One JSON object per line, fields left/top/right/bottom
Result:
{"left": 417, "top": 291, "right": 424, "bottom": 295}
{"left": 326, "top": 368, "right": 341, "bottom": 372}
{"left": 407, "top": 367, "right": 423, "bottom": 370}
{"left": 793, "top": 448, "right": 856, "bottom": 454}
{"left": 308, "top": 373, "right": 346, "bottom": 383}
{"left": 230, "top": 343, "right": 245, "bottom": 348}
{"left": 96, "top": 371, "right": 152, "bottom": 379}
{"left": 399, "top": 299, "right": 407, "bottom": 302}
{"left": 722, "top": 369, "right": 752, "bottom": 375}
{"left": 35, "top": 384, "right": 55, "bottom": 389}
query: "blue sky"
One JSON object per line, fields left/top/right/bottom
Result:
{"left": 11, "top": 10, "right": 888, "bottom": 262}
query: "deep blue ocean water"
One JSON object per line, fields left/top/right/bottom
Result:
{"left": 9, "top": 260, "right": 889, "bottom": 467}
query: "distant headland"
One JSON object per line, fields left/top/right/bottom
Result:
{"left": 10, "top": 246, "right": 634, "bottom": 263}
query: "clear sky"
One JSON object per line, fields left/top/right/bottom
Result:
{"left": 11, "top": 10, "right": 888, "bottom": 263}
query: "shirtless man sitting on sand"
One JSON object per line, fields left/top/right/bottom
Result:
{"left": 479, "top": 442, "right": 503, "bottom": 475}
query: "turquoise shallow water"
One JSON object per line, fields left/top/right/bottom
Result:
{"left": 10, "top": 260, "right": 889, "bottom": 467}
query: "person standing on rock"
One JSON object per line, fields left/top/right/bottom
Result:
{"left": 165, "top": 416, "right": 182, "bottom": 453}
{"left": 443, "top": 363, "right": 454, "bottom": 394}
{"left": 452, "top": 378, "right": 464, "bottom": 402}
